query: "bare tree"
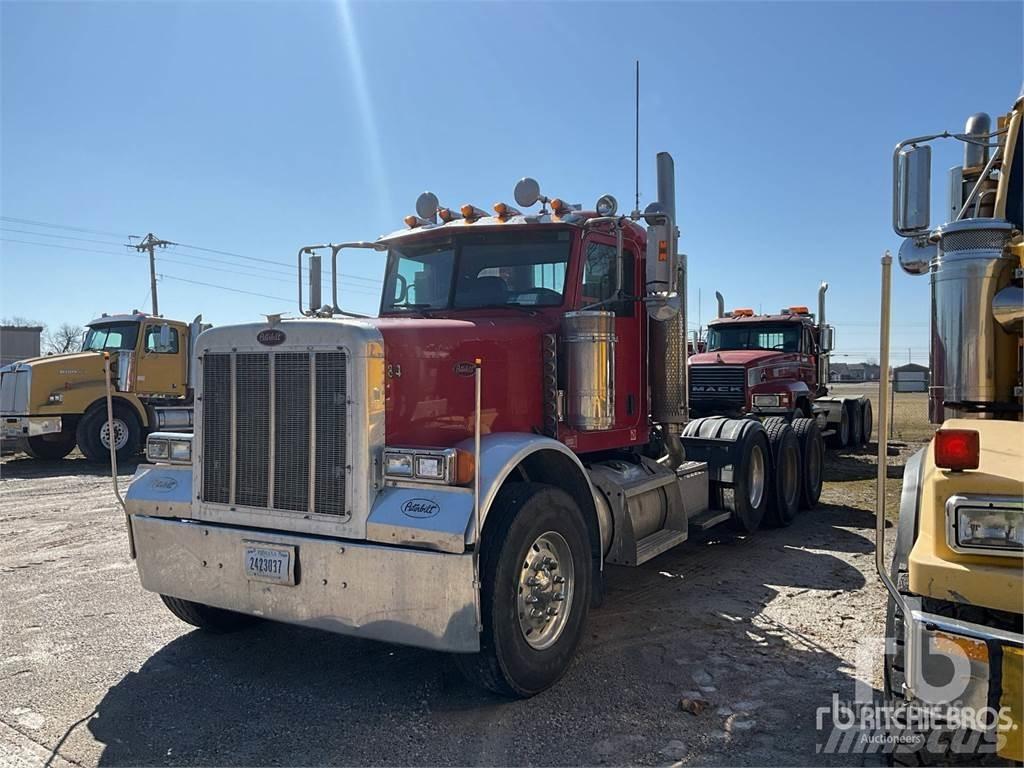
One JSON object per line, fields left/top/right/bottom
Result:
{"left": 44, "top": 323, "right": 85, "bottom": 355}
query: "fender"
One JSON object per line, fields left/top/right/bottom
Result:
{"left": 85, "top": 393, "right": 150, "bottom": 428}
{"left": 892, "top": 447, "right": 925, "bottom": 577}
{"left": 455, "top": 433, "right": 598, "bottom": 539}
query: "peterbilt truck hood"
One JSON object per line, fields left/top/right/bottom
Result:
{"left": 689, "top": 349, "right": 797, "bottom": 367}
{"left": 373, "top": 316, "right": 550, "bottom": 446}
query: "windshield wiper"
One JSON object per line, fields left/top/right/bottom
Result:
{"left": 465, "top": 303, "right": 538, "bottom": 314}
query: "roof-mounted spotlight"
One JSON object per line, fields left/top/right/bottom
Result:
{"left": 493, "top": 202, "right": 522, "bottom": 221}
{"left": 415, "top": 191, "right": 440, "bottom": 223}
{"left": 514, "top": 177, "right": 550, "bottom": 213}
{"left": 596, "top": 194, "right": 618, "bottom": 217}
{"left": 460, "top": 204, "right": 488, "bottom": 221}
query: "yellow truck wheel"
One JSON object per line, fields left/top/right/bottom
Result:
{"left": 24, "top": 433, "right": 76, "bottom": 461}
{"left": 76, "top": 404, "right": 142, "bottom": 463}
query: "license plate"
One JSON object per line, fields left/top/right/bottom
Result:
{"left": 243, "top": 543, "right": 295, "bottom": 586}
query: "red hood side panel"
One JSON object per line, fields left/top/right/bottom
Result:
{"left": 374, "top": 318, "right": 546, "bottom": 447}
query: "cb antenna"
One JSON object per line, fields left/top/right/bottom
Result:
{"left": 634, "top": 59, "right": 640, "bottom": 216}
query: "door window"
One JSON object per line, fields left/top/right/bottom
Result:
{"left": 144, "top": 326, "right": 179, "bottom": 354}
{"left": 580, "top": 241, "right": 634, "bottom": 316}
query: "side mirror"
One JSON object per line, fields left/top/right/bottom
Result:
{"left": 820, "top": 325, "right": 835, "bottom": 353}
{"left": 896, "top": 145, "right": 931, "bottom": 235}
{"left": 158, "top": 324, "right": 171, "bottom": 352}
{"left": 308, "top": 254, "right": 322, "bottom": 314}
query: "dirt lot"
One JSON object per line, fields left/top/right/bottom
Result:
{"left": 0, "top": 402, "right": 929, "bottom": 767}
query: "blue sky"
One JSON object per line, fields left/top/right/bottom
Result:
{"left": 2, "top": 1, "right": 1021, "bottom": 364}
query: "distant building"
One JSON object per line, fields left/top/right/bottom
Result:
{"left": 0, "top": 325, "right": 43, "bottom": 366}
{"left": 830, "top": 362, "right": 880, "bottom": 382}
{"left": 894, "top": 363, "right": 929, "bottom": 393}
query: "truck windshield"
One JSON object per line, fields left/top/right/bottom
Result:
{"left": 707, "top": 323, "right": 801, "bottom": 352}
{"left": 381, "top": 230, "right": 571, "bottom": 312}
{"left": 82, "top": 322, "right": 140, "bottom": 352}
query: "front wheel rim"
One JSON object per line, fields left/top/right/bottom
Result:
{"left": 517, "top": 531, "right": 575, "bottom": 650}
{"left": 99, "top": 418, "right": 129, "bottom": 450}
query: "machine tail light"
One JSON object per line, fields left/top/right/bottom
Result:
{"left": 934, "top": 428, "right": 980, "bottom": 471}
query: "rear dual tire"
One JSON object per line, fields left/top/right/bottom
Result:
{"left": 791, "top": 418, "right": 824, "bottom": 509}
{"left": 763, "top": 418, "right": 801, "bottom": 527}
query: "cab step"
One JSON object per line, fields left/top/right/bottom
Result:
{"left": 688, "top": 508, "right": 732, "bottom": 531}
{"left": 634, "top": 529, "right": 688, "bottom": 565}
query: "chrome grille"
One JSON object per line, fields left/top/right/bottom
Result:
{"left": 689, "top": 365, "right": 746, "bottom": 409}
{"left": 235, "top": 353, "right": 269, "bottom": 507}
{"left": 314, "top": 353, "right": 347, "bottom": 515}
{"left": 274, "top": 353, "right": 311, "bottom": 513}
{"left": 200, "top": 350, "right": 348, "bottom": 517}
{"left": 201, "top": 355, "right": 231, "bottom": 504}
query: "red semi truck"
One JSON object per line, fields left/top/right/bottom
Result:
{"left": 690, "top": 288, "right": 873, "bottom": 450}
{"left": 124, "top": 152, "right": 826, "bottom": 697}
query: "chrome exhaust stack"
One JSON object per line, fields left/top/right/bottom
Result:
{"left": 648, "top": 152, "right": 687, "bottom": 466}
{"left": 817, "top": 282, "right": 829, "bottom": 389}
{"left": 715, "top": 291, "right": 725, "bottom": 319}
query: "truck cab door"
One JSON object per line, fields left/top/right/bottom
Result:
{"left": 578, "top": 234, "right": 643, "bottom": 431}
{"left": 135, "top": 323, "right": 187, "bottom": 397}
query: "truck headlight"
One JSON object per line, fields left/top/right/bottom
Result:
{"left": 146, "top": 433, "right": 192, "bottom": 465}
{"left": 383, "top": 447, "right": 474, "bottom": 485}
{"left": 753, "top": 394, "right": 781, "bottom": 407}
{"left": 47, "top": 392, "right": 64, "bottom": 405}
{"left": 948, "top": 496, "right": 1023, "bottom": 556}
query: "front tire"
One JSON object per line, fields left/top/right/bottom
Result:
{"left": 76, "top": 404, "right": 142, "bottom": 463}
{"left": 160, "top": 595, "right": 259, "bottom": 633}
{"left": 455, "top": 482, "right": 592, "bottom": 697}
{"left": 24, "top": 432, "right": 76, "bottom": 460}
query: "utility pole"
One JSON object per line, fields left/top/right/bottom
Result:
{"left": 129, "top": 233, "right": 175, "bottom": 316}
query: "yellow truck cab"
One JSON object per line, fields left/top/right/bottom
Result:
{"left": 0, "top": 311, "right": 201, "bottom": 462}
{"left": 879, "top": 94, "right": 1023, "bottom": 763}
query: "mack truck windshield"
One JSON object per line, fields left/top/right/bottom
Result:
{"left": 123, "top": 153, "right": 827, "bottom": 697}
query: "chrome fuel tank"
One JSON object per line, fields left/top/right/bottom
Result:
{"left": 561, "top": 311, "right": 616, "bottom": 431}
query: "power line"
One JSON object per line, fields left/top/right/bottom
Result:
{"left": 0, "top": 216, "right": 129, "bottom": 238}
{"left": 0, "top": 227, "right": 128, "bottom": 248}
{"left": 0, "top": 237, "right": 129, "bottom": 258}
{"left": 158, "top": 273, "right": 294, "bottom": 303}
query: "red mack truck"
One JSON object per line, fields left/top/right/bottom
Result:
{"left": 124, "top": 153, "right": 825, "bottom": 697}
{"left": 690, "top": 291, "right": 873, "bottom": 450}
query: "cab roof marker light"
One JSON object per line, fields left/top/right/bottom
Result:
{"left": 493, "top": 202, "right": 522, "bottom": 220}
{"left": 732, "top": 308, "right": 755, "bottom": 317}
{"left": 438, "top": 207, "right": 463, "bottom": 223}
{"left": 403, "top": 215, "right": 430, "bottom": 229}
{"left": 460, "top": 204, "right": 488, "bottom": 221}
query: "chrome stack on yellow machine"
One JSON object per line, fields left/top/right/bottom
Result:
{"left": 878, "top": 93, "right": 1023, "bottom": 763}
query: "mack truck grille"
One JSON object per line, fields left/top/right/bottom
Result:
{"left": 200, "top": 351, "right": 348, "bottom": 516}
{"left": 689, "top": 366, "right": 746, "bottom": 409}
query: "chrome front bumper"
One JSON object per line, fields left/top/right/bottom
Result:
{"left": 1, "top": 415, "right": 62, "bottom": 440}
{"left": 131, "top": 514, "right": 480, "bottom": 653}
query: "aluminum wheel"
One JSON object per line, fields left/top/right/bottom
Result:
{"left": 99, "top": 417, "right": 129, "bottom": 451}
{"left": 517, "top": 531, "right": 575, "bottom": 650}
{"left": 748, "top": 444, "right": 766, "bottom": 509}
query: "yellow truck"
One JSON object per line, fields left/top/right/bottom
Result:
{"left": 877, "top": 93, "right": 1022, "bottom": 763}
{"left": 1, "top": 311, "right": 203, "bottom": 462}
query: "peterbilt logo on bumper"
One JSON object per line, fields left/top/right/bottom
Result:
{"left": 691, "top": 385, "right": 744, "bottom": 394}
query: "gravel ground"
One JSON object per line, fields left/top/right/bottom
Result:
{"left": 0, "top": 436, "right": 918, "bottom": 767}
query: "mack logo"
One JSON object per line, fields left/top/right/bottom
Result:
{"left": 150, "top": 476, "right": 179, "bottom": 492}
{"left": 401, "top": 498, "right": 440, "bottom": 519}
{"left": 256, "top": 329, "right": 286, "bottom": 346}
{"left": 453, "top": 361, "right": 476, "bottom": 377}
{"left": 692, "top": 385, "right": 744, "bottom": 394}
